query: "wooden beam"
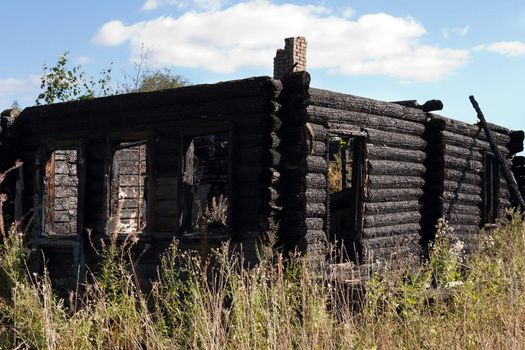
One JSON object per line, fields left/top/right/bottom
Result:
{"left": 469, "top": 96, "right": 525, "bottom": 210}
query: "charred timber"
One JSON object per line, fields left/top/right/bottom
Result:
{"left": 470, "top": 96, "right": 525, "bottom": 210}
{"left": 364, "top": 211, "right": 421, "bottom": 228}
{"left": 368, "top": 160, "right": 426, "bottom": 176}
{"left": 307, "top": 105, "right": 425, "bottom": 135}
{"left": 368, "top": 175, "right": 425, "bottom": 189}
{"left": 367, "top": 146, "right": 426, "bottom": 163}
{"left": 309, "top": 88, "right": 427, "bottom": 123}
{"left": 367, "top": 129, "right": 427, "bottom": 150}
{"left": 364, "top": 201, "right": 422, "bottom": 215}
{"left": 367, "top": 188, "right": 423, "bottom": 202}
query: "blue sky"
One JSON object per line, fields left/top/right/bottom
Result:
{"left": 1, "top": 0, "right": 524, "bottom": 134}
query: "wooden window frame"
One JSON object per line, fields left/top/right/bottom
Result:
{"left": 34, "top": 141, "right": 86, "bottom": 239}
{"left": 177, "top": 125, "right": 233, "bottom": 237}
{"left": 104, "top": 132, "right": 157, "bottom": 240}
{"left": 327, "top": 132, "right": 366, "bottom": 262}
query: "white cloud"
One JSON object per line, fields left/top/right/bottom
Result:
{"left": 0, "top": 76, "right": 40, "bottom": 109}
{"left": 94, "top": 0, "right": 469, "bottom": 82}
{"left": 475, "top": 41, "right": 525, "bottom": 57}
{"left": 442, "top": 25, "right": 470, "bottom": 38}
{"left": 141, "top": 0, "right": 226, "bottom": 11}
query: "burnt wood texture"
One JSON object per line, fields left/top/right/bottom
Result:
{"left": 0, "top": 71, "right": 523, "bottom": 288}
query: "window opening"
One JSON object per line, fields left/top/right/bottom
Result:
{"left": 483, "top": 152, "right": 500, "bottom": 224}
{"left": 44, "top": 149, "right": 79, "bottom": 236}
{"left": 181, "top": 132, "right": 229, "bottom": 235}
{"left": 328, "top": 136, "right": 363, "bottom": 262}
{"left": 108, "top": 141, "right": 148, "bottom": 236}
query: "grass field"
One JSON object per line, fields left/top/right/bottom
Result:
{"left": 1, "top": 210, "right": 524, "bottom": 349}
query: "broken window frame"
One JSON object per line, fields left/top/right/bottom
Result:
{"left": 104, "top": 133, "right": 156, "bottom": 240}
{"left": 327, "top": 132, "right": 366, "bottom": 262}
{"left": 34, "top": 141, "right": 86, "bottom": 239}
{"left": 178, "top": 125, "right": 233, "bottom": 237}
{"left": 482, "top": 151, "right": 500, "bottom": 225}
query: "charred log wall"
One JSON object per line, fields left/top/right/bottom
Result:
{"left": 430, "top": 114, "right": 514, "bottom": 252}
{"left": 513, "top": 156, "right": 525, "bottom": 200}
{"left": 277, "top": 72, "right": 328, "bottom": 255}
{"left": 7, "top": 76, "right": 283, "bottom": 284}
{"left": 307, "top": 89, "right": 428, "bottom": 264}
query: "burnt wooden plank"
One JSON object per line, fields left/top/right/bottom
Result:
{"left": 368, "top": 175, "right": 425, "bottom": 190}
{"left": 367, "top": 188, "right": 423, "bottom": 202}
{"left": 367, "top": 145, "right": 426, "bottom": 163}
{"left": 365, "top": 211, "right": 421, "bottom": 228}
{"left": 368, "top": 160, "right": 426, "bottom": 176}
{"left": 308, "top": 105, "right": 425, "bottom": 136}
{"left": 309, "top": 88, "right": 427, "bottom": 123}
{"left": 364, "top": 201, "right": 422, "bottom": 215}
{"left": 367, "top": 129, "right": 426, "bottom": 150}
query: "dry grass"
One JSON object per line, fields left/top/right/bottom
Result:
{"left": 0, "top": 210, "right": 524, "bottom": 349}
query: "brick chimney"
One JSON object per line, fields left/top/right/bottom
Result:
{"left": 273, "top": 37, "right": 307, "bottom": 79}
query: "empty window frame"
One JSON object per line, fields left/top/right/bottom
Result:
{"left": 181, "top": 132, "right": 230, "bottom": 235}
{"left": 482, "top": 152, "right": 500, "bottom": 224}
{"left": 107, "top": 141, "right": 149, "bottom": 236}
{"left": 42, "top": 149, "right": 82, "bottom": 236}
{"left": 328, "top": 135, "right": 364, "bottom": 262}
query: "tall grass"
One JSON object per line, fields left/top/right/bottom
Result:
{"left": 1, "top": 210, "right": 524, "bottom": 349}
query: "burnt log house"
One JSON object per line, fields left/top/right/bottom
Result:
{"left": 0, "top": 37, "right": 524, "bottom": 289}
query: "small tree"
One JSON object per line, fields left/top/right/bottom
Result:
{"left": 36, "top": 52, "right": 113, "bottom": 105}
{"left": 119, "top": 44, "right": 189, "bottom": 93}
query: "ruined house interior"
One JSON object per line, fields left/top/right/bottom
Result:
{"left": 1, "top": 37, "right": 524, "bottom": 288}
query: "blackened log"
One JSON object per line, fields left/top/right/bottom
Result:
{"left": 368, "top": 175, "right": 425, "bottom": 189}
{"left": 306, "top": 218, "right": 324, "bottom": 230}
{"left": 433, "top": 113, "right": 510, "bottom": 138}
{"left": 367, "top": 129, "right": 426, "bottom": 150}
{"left": 306, "top": 188, "right": 327, "bottom": 202}
{"left": 509, "top": 130, "right": 525, "bottom": 155}
{"left": 364, "top": 200, "right": 421, "bottom": 215}
{"left": 307, "top": 105, "right": 425, "bottom": 135}
{"left": 22, "top": 77, "right": 282, "bottom": 119}
{"left": 444, "top": 144, "right": 483, "bottom": 161}
{"left": 442, "top": 131, "right": 509, "bottom": 154}
{"left": 441, "top": 169, "right": 481, "bottom": 185}
{"left": 442, "top": 191, "right": 482, "bottom": 205}
{"left": 367, "top": 188, "right": 423, "bottom": 202}
{"left": 306, "top": 173, "right": 326, "bottom": 189}
{"left": 470, "top": 96, "right": 525, "bottom": 210}
{"left": 306, "top": 230, "right": 327, "bottom": 243}
{"left": 442, "top": 203, "right": 481, "bottom": 216}
{"left": 309, "top": 88, "right": 427, "bottom": 123}
{"left": 364, "top": 211, "right": 421, "bottom": 228}
{"left": 362, "top": 231, "right": 419, "bottom": 245}
{"left": 442, "top": 181, "right": 481, "bottom": 195}
{"left": 444, "top": 156, "right": 483, "bottom": 172}
{"left": 367, "top": 145, "right": 426, "bottom": 163}
{"left": 306, "top": 155, "right": 327, "bottom": 174}
{"left": 23, "top": 98, "right": 275, "bottom": 134}
{"left": 311, "top": 141, "right": 326, "bottom": 157}
{"left": 307, "top": 123, "right": 327, "bottom": 141}
{"left": 306, "top": 203, "right": 326, "bottom": 217}
{"left": 368, "top": 159, "right": 426, "bottom": 176}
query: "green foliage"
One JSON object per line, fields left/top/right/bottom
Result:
{"left": 35, "top": 52, "right": 113, "bottom": 105}
{"left": 135, "top": 68, "right": 189, "bottom": 92}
